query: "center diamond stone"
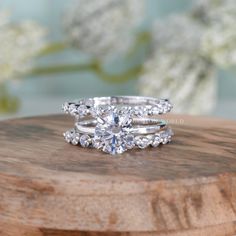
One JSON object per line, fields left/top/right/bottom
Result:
{"left": 93, "top": 108, "right": 134, "bottom": 154}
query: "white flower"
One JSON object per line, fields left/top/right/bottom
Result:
{"left": 151, "top": 15, "right": 203, "bottom": 54}
{"left": 190, "top": 0, "right": 233, "bottom": 24}
{"left": 138, "top": 16, "right": 217, "bottom": 115}
{"left": 63, "top": 0, "right": 145, "bottom": 61}
{"left": 201, "top": 2, "right": 236, "bottom": 67}
{"left": 0, "top": 11, "right": 46, "bottom": 84}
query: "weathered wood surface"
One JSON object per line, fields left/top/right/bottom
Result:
{"left": 1, "top": 221, "right": 236, "bottom": 236}
{"left": 0, "top": 114, "right": 236, "bottom": 236}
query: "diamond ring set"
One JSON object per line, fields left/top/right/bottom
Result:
{"left": 62, "top": 96, "right": 173, "bottom": 155}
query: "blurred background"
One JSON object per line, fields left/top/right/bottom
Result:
{"left": 0, "top": 0, "right": 235, "bottom": 120}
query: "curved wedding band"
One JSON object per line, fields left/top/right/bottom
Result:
{"left": 63, "top": 96, "right": 173, "bottom": 117}
{"left": 62, "top": 96, "right": 173, "bottom": 155}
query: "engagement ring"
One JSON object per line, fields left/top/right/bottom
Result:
{"left": 62, "top": 96, "right": 173, "bottom": 155}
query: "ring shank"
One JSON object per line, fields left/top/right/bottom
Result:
{"left": 78, "top": 96, "right": 169, "bottom": 106}
{"left": 63, "top": 96, "right": 173, "bottom": 154}
{"left": 76, "top": 118, "right": 167, "bottom": 135}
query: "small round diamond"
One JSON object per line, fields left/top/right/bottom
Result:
{"left": 120, "top": 106, "right": 132, "bottom": 116}
{"left": 77, "top": 105, "right": 88, "bottom": 117}
{"left": 80, "top": 134, "right": 91, "bottom": 147}
{"left": 64, "top": 129, "right": 75, "bottom": 143}
{"left": 163, "top": 104, "right": 170, "bottom": 113}
{"left": 69, "top": 104, "right": 78, "bottom": 116}
{"left": 152, "top": 106, "right": 160, "bottom": 115}
{"left": 124, "top": 134, "right": 135, "bottom": 149}
{"left": 152, "top": 134, "right": 161, "bottom": 147}
{"left": 160, "top": 129, "right": 173, "bottom": 144}
{"left": 133, "top": 106, "right": 148, "bottom": 117}
{"left": 84, "top": 99, "right": 93, "bottom": 107}
{"left": 90, "top": 106, "right": 111, "bottom": 117}
{"left": 135, "top": 136, "right": 151, "bottom": 149}
{"left": 157, "top": 104, "right": 164, "bottom": 114}
{"left": 162, "top": 137, "right": 169, "bottom": 144}
{"left": 146, "top": 105, "right": 153, "bottom": 115}
{"left": 62, "top": 102, "right": 69, "bottom": 113}
{"left": 167, "top": 103, "right": 173, "bottom": 112}
{"left": 71, "top": 133, "right": 80, "bottom": 145}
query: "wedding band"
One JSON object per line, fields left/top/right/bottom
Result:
{"left": 62, "top": 96, "right": 173, "bottom": 117}
{"left": 62, "top": 96, "right": 173, "bottom": 155}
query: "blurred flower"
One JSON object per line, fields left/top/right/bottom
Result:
{"left": 0, "top": 11, "right": 9, "bottom": 27}
{"left": 151, "top": 15, "right": 203, "bottom": 54}
{"left": 138, "top": 16, "right": 217, "bottom": 114}
{"left": 201, "top": 1, "right": 236, "bottom": 67}
{"left": 190, "top": 0, "right": 226, "bottom": 24}
{"left": 0, "top": 11, "right": 47, "bottom": 84}
{"left": 63, "top": 0, "right": 145, "bottom": 61}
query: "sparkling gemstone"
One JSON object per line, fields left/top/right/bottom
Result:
{"left": 102, "top": 144, "right": 126, "bottom": 155}
{"left": 84, "top": 99, "right": 93, "bottom": 107}
{"left": 162, "top": 137, "right": 169, "bottom": 144}
{"left": 135, "top": 136, "right": 151, "bottom": 149}
{"left": 134, "top": 105, "right": 152, "bottom": 116}
{"left": 152, "top": 106, "right": 160, "bottom": 115}
{"left": 80, "top": 134, "right": 91, "bottom": 147}
{"left": 90, "top": 106, "right": 110, "bottom": 117}
{"left": 64, "top": 129, "right": 75, "bottom": 143}
{"left": 152, "top": 134, "right": 161, "bottom": 147}
{"left": 62, "top": 102, "right": 69, "bottom": 113}
{"left": 120, "top": 106, "right": 132, "bottom": 116}
{"left": 145, "top": 105, "right": 153, "bottom": 115}
{"left": 157, "top": 104, "right": 164, "bottom": 114}
{"left": 90, "top": 106, "right": 101, "bottom": 117}
{"left": 133, "top": 106, "right": 148, "bottom": 117}
{"left": 158, "top": 100, "right": 171, "bottom": 114}
{"left": 167, "top": 103, "right": 173, "bottom": 112}
{"left": 162, "top": 104, "right": 170, "bottom": 113}
{"left": 124, "top": 134, "right": 135, "bottom": 149}
{"left": 92, "top": 138, "right": 103, "bottom": 149}
{"left": 68, "top": 104, "right": 78, "bottom": 116}
{"left": 94, "top": 108, "right": 133, "bottom": 154}
{"left": 77, "top": 105, "right": 88, "bottom": 117}
{"left": 71, "top": 133, "right": 80, "bottom": 145}
{"left": 160, "top": 128, "right": 173, "bottom": 144}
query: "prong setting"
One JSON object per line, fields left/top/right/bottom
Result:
{"left": 62, "top": 96, "right": 173, "bottom": 155}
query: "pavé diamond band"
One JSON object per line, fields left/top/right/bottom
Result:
{"left": 62, "top": 96, "right": 173, "bottom": 155}
{"left": 63, "top": 96, "right": 173, "bottom": 117}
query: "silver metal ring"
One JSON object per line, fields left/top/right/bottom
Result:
{"left": 75, "top": 118, "right": 167, "bottom": 135}
{"left": 62, "top": 96, "right": 173, "bottom": 117}
{"left": 62, "top": 96, "right": 173, "bottom": 155}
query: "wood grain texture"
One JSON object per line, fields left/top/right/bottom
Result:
{"left": 1, "top": 220, "right": 236, "bottom": 236}
{"left": 0, "top": 114, "right": 236, "bottom": 236}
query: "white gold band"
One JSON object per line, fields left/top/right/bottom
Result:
{"left": 62, "top": 96, "right": 173, "bottom": 155}
{"left": 62, "top": 96, "right": 172, "bottom": 117}
{"left": 75, "top": 118, "right": 167, "bottom": 135}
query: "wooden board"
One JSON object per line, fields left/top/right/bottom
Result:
{"left": 0, "top": 114, "right": 236, "bottom": 236}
